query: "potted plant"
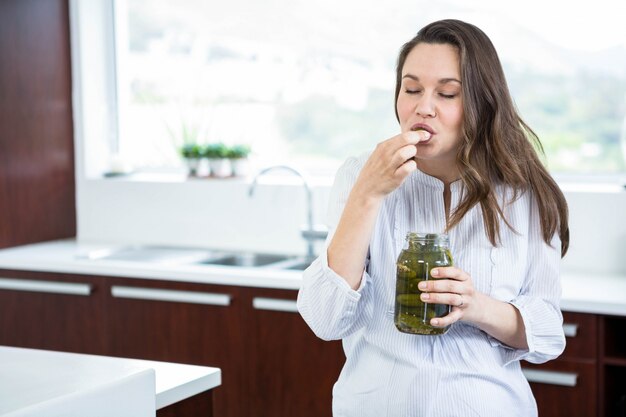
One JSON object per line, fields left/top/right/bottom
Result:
{"left": 227, "top": 144, "right": 252, "bottom": 177}
{"left": 203, "top": 143, "right": 231, "bottom": 177}
{"left": 179, "top": 143, "right": 203, "bottom": 176}
{"left": 170, "top": 120, "right": 205, "bottom": 177}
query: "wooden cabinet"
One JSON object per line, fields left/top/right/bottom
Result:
{"left": 240, "top": 287, "right": 344, "bottom": 417}
{"left": 0, "top": 269, "right": 106, "bottom": 355}
{"left": 524, "top": 312, "right": 598, "bottom": 417}
{"left": 104, "top": 278, "right": 245, "bottom": 417}
{"left": 102, "top": 278, "right": 345, "bottom": 417}
{"left": 0, "top": 270, "right": 346, "bottom": 416}
{"left": 523, "top": 312, "right": 626, "bottom": 417}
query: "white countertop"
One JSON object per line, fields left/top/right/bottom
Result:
{"left": 0, "top": 239, "right": 625, "bottom": 316}
{"left": 0, "top": 239, "right": 304, "bottom": 290}
{"left": 0, "top": 345, "right": 221, "bottom": 416}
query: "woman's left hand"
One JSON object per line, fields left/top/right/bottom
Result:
{"left": 418, "top": 266, "right": 484, "bottom": 327}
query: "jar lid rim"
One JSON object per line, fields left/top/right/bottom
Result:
{"left": 405, "top": 232, "right": 449, "bottom": 241}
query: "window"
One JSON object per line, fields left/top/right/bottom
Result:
{"left": 113, "top": 0, "right": 626, "bottom": 176}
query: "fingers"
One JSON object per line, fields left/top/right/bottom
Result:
{"left": 420, "top": 290, "right": 463, "bottom": 307}
{"left": 430, "top": 267, "right": 469, "bottom": 281}
{"left": 392, "top": 143, "right": 418, "bottom": 166}
{"left": 360, "top": 130, "right": 430, "bottom": 197}
{"left": 378, "top": 130, "right": 430, "bottom": 155}
{"left": 388, "top": 131, "right": 429, "bottom": 175}
{"left": 417, "top": 267, "right": 475, "bottom": 327}
{"left": 430, "top": 307, "right": 463, "bottom": 328}
{"left": 418, "top": 267, "right": 472, "bottom": 316}
{"left": 394, "top": 158, "right": 417, "bottom": 179}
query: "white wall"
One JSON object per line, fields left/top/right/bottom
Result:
{"left": 77, "top": 178, "right": 626, "bottom": 275}
{"left": 561, "top": 187, "right": 626, "bottom": 274}
{"left": 78, "top": 177, "right": 332, "bottom": 256}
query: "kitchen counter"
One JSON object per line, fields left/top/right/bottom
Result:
{"left": 0, "top": 345, "right": 221, "bottom": 417}
{"left": 0, "top": 239, "right": 625, "bottom": 316}
{"left": 0, "top": 239, "right": 303, "bottom": 290}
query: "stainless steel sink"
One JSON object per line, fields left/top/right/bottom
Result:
{"left": 197, "top": 253, "right": 293, "bottom": 268}
{"left": 79, "top": 245, "right": 314, "bottom": 270}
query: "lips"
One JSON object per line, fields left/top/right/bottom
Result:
{"left": 410, "top": 123, "right": 435, "bottom": 135}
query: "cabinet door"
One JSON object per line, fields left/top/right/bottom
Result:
{"left": 0, "top": 0, "right": 76, "bottom": 249}
{"left": 0, "top": 269, "right": 106, "bottom": 355}
{"left": 242, "top": 287, "right": 345, "bottom": 417}
{"left": 104, "top": 278, "right": 244, "bottom": 417}
{"left": 522, "top": 312, "right": 599, "bottom": 417}
{"left": 524, "top": 360, "right": 597, "bottom": 417}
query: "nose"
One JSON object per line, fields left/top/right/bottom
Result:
{"left": 415, "top": 93, "right": 436, "bottom": 118}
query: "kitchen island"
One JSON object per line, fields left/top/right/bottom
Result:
{"left": 0, "top": 345, "right": 221, "bottom": 417}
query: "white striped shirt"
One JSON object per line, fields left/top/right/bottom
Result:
{"left": 297, "top": 153, "right": 565, "bottom": 417}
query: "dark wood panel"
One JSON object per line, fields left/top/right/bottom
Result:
{"left": 0, "top": 269, "right": 107, "bottom": 355}
{"left": 157, "top": 391, "right": 214, "bottom": 417}
{"left": 242, "top": 287, "right": 345, "bottom": 417}
{"left": 0, "top": 0, "right": 76, "bottom": 248}
{"left": 561, "top": 311, "right": 598, "bottom": 360}
{"left": 600, "top": 316, "right": 626, "bottom": 416}
{"left": 603, "top": 315, "right": 626, "bottom": 360}
{"left": 603, "top": 365, "right": 626, "bottom": 417}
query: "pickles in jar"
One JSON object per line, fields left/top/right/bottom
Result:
{"left": 394, "top": 233, "right": 453, "bottom": 335}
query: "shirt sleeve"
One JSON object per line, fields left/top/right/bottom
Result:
{"left": 494, "top": 192, "right": 566, "bottom": 365}
{"left": 297, "top": 155, "right": 374, "bottom": 341}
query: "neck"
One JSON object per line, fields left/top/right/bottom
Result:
{"left": 415, "top": 159, "right": 460, "bottom": 186}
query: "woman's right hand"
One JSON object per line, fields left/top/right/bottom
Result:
{"left": 327, "top": 129, "right": 430, "bottom": 288}
{"left": 352, "top": 130, "right": 431, "bottom": 200}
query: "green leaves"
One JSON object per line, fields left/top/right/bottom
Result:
{"left": 179, "top": 143, "right": 251, "bottom": 159}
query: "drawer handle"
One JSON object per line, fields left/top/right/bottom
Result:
{"left": 252, "top": 297, "right": 299, "bottom": 313}
{"left": 563, "top": 323, "right": 578, "bottom": 337}
{"left": 111, "top": 286, "right": 231, "bottom": 306}
{"left": 522, "top": 369, "right": 577, "bottom": 387}
{"left": 0, "top": 277, "right": 92, "bottom": 296}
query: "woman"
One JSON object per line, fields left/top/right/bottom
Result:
{"left": 297, "top": 19, "right": 569, "bottom": 417}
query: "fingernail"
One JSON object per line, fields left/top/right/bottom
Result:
{"left": 421, "top": 130, "right": 431, "bottom": 140}
{"left": 431, "top": 319, "right": 439, "bottom": 326}
{"left": 418, "top": 282, "right": 427, "bottom": 290}
{"left": 431, "top": 269, "right": 438, "bottom": 277}
{"left": 421, "top": 293, "right": 429, "bottom": 300}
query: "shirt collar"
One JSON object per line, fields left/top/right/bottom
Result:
{"left": 412, "top": 168, "right": 463, "bottom": 193}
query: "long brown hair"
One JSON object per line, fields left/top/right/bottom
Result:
{"left": 394, "top": 19, "right": 569, "bottom": 256}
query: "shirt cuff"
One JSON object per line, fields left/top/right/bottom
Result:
{"left": 318, "top": 248, "right": 369, "bottom": 299}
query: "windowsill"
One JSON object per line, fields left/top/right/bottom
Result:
{"left": 87, "top": 171, "right": 336, "bottom": 187}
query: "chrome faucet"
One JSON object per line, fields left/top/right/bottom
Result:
{"left": 248, "top": 165, "right": 328, "bottom": 260}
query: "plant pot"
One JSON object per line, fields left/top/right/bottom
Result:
{"left": 184, "top": 157, "right": 201, "bottom": 176}
{"left": 230, "top": 158, "right": 250, "bottom": 177}
{"left": 209, "top": 158, "right": 232, "bottom": 178}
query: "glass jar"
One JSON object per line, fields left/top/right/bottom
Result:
{"left": 394, "top": 232, "right": 453, "bottom": 335}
